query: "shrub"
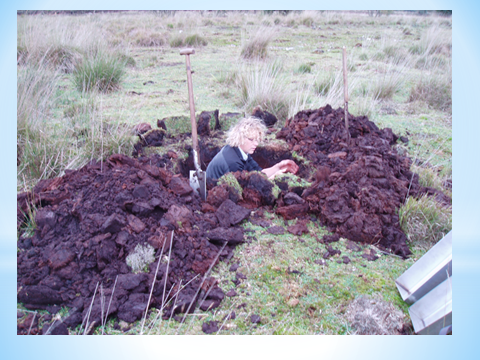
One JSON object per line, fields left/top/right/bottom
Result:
{"left": 240, "top": 27, "right": 276, "bottom": 59}
{"left": 73, "top": 52, "right": 126, "bottom": 93}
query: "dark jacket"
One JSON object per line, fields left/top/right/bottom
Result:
{"left": 206, "top": 145, "right": 262, "bottom": 179}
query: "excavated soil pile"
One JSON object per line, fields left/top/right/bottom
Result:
{"left": 274, "top": 104, "right": 447, "bottom": 258}
{"left": 17, "top": 104, "right": 450, "bottom": 334}
{"left": 17, "top": 154, "right": 252, "bottom": 334}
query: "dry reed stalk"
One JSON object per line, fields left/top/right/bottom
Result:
{"left": 176, "top": 241, "right": 227, "bottom": 334}
{"left": 81, "top": 281, "right": 99, "bottom": 335}
{"left": 140, "top": 231, "right": 169, "bottom": 335}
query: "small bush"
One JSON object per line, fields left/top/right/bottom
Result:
{"left": 73, "top": 52, "right": 126, "bottom": 93}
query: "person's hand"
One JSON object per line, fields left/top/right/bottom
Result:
{"left": 266, "top": 159, "right": 299, "bottom": 178}
{"left": 277, "top": 159, "right": 299, "bottom": 175}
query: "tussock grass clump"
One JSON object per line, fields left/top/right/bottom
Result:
{"left": 184, "top": 34, "right": 208, "bottom": 46}
{"left": 17, "top": 63, "right": 63, "bottom": 181}
{"left": 240, "top": 27, "right": 276, "bottom": 59}
{"left": 382, "top": 45, "right": 407, "bottom": 62}
{"left": 169, "top": 33, "right": 185, "bottom": 48}
{"left": 18, "top": 60, "right": 135, "bottom": 186}
{"left": 370, "top": 60, "right": 410, "bottom": 100}
{"left": 313, "top": 70, "right": 347, "bottom": 107}
{"left": 408, "top": 76, "right": 452, "bottom": 112}
{"left": 399, "top": 195, "right": 452, "bottom": 249}
{"left": 314, "top": 72, "right": 337, "bottom": 95}
{"left": 295, "top": 63, "right": 312, "bottom": 74}
{"left": 412, "top": 164, "right": 445, "bottom": 191}
{"left": 169, "top": 33, "right": 207, "bottom": 48}
{"left": 414, "top": 54, "right": 448, "bottom": 70}
{"left": 359, "top": 52, "right": 368, "bottom": 61}
{"left": 235, "top": 61, "right": 290, "bottom": 121}
{"left": 349, "top": 96, "right": 377, "bottom": 119}
{"left": 409, "top": 25, "right": 451, "bottom": 56}
{"left": 17, "top": 44, "right": 82, "bottom": 73}
{"left": 132, "top": 30, "right": 169, "bottom": 47}
{"left": 73, "top": 52, "right": 126, "bottom": 93}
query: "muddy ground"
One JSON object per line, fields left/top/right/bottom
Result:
{"left": 17, "top": 105, "right": 450, "bottom": 334}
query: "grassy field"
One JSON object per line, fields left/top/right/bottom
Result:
{"left": 17, "top": 10, "right": 452, "bottom": 335}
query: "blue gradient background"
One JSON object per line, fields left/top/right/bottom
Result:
{"left": 2, "top": 1, "right": 477, "bottom": 359}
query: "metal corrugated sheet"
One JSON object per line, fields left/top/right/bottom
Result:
{"left": 409, "top": 276, "right": 452, "bottom": 335}
{"left": 395, "top": 231, "right": 452, "bottom": 335}
{"left": 395, "top": 231, "right": 452, "bottom": 305}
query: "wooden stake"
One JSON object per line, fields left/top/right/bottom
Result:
{"left": 342, "top": 46, "right": 350, "bottom": 144}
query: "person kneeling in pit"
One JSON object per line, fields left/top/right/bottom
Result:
{"left": 206, "top": 116, "right": 299, "bottom": 180}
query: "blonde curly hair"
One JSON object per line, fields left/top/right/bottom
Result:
{"left": 226, "top": 117, "right": 267, "bottom": 147}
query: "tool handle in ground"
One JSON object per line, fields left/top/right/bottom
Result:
{"left": 180, "top": 48, "right": 201, "bottom": 171}
{"left": 342, "top": 46, "right": 351, "bottom": 145}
